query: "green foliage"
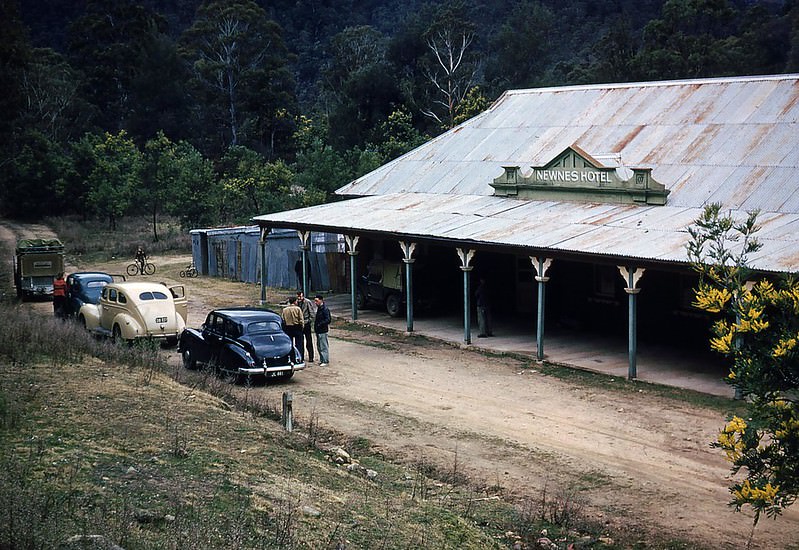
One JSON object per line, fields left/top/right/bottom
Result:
{"left": 163, "top": 143, "right": 218, "bottom": 230}
{"left": 0, "top": 0, "right": 32, "bottom": 144}
{"left": 82, "top": 131, "right": 143, "bottom": 230}
{"left": 370, "top": 107, "right": 427, "bottom": 162}
{"left": 323, "top": 25, "right": 403, "bottom": 150}
{"left": 634, "top": 0, "right": 749, "bottom": 79}
{"left": 453, "top": 86, "right": 489, "bottom": 126}
{"left": 3, "top": 0, "right": 797, "bottom": 224}
{"left": 689, "top": 204, "right": 799, "bottom": 528}
{"left": 127, "top": 33, "right": 194, "bottom": 143}
{"left": 293, "top": 141, "right": 352, "bottom": 197}
{"left": 219, "top": 145, "right": 306, "bottom": 224}
{"left": 141, "top": 132, "right": 218, "bottom": 237}
{"left": 0, "top": 130, "right": 72, "bottom": 220}
{"left": 485, "top": 1, "right": 555, "bottom": 92}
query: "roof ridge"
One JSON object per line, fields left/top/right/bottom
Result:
{"left": 505, "top": 73, "right": 799, "bottom": 95}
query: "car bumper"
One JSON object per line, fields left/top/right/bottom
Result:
{"left": 238, "top": 362, "right": 306, "bottom": 378}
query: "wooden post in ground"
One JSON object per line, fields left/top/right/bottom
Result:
{"left": 282, "top": 391, "right": 293, "bottom": 432}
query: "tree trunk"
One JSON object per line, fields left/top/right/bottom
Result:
{"left": 151, "top": 207, "right": 159, "bottom": 242}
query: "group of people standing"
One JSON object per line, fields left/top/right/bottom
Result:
{"left": 282, "top": 291, "right": 331, "bottom": 366}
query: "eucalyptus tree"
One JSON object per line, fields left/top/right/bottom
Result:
{"left": 180, "top": 0, "right": 296, "bottom": 156}
{"left": 19, "top": 48, "right": 92, "bottom": 143}
{"left": 419, "top": 3, "right": 480, "bottom": 130}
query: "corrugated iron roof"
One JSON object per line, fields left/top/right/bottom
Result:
{"left": 253, "top": 192, "right": 799, "bottom": 273}
{"left": 255, "top": 75, "right": 799, "bottom": 274}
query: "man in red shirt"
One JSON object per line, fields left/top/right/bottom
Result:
{"left": 53, "top": 272, "right": 67, "bottom": 318}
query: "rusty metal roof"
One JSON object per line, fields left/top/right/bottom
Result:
{"left": 255, "top": 74, "right": 799, "bottom": 273}
{"left": 253, "top": 192, "right": 799, "bottom": 272}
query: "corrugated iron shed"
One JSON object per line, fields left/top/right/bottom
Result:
{"left": 254, "top": 74, "right": 799, "bottom": 274}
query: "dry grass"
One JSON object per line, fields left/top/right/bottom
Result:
{"left": 0, "top": 301, "right": 556, "bottom": 549}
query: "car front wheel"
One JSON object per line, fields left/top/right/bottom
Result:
{"left": 182, "top": 347, "right": 197, "bottom": 370}
{"left": 112, "top": 324, "right": 123, "bottom": 343}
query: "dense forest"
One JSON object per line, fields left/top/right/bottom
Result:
{"left": 1, "top": 0, "right": 797, "bottom": 234}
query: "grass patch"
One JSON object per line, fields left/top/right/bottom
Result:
{"left": 45, "top": 214, "right": 191, "bottom": 266}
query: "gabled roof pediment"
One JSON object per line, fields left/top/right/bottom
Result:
{"left": 491, "top": 145, "right": 670, "bottom": 206}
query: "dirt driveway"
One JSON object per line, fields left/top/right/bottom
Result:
{"left": 3, "top": 220, "right": 797, "bottom": 549}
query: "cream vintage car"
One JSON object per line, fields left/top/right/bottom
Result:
{"left": 78, "top": 281, "right": 188, "bottom": 344}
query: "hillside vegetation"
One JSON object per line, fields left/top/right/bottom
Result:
{"left": 2, "top": 0, "right": 798, "bottom": 229}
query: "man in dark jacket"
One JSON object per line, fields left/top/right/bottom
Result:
{"left": 313, "top": 295, "right": 331, "bottom": 366}
{"left": 297, "top": 291, "right": 316, "bottom": 363}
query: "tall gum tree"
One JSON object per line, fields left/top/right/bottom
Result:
{"left": 180, "top": 0, "right": 295, "bottom": 156}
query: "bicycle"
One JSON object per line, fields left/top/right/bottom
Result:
{"left": 180, "top": 264, "right": 198, "bottom": 278}
{"left": 126, "top": 260, "right": 156, "bottom": 276}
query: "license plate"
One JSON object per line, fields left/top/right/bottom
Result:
{"left": 267, "top": 371, "right": 282, "bottom": 378}
{"left": 155, "top": 316, "right": 167, "bottom": 323}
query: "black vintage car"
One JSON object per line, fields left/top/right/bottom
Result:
{"left": 178, "top": 307, "right": 305, "bottom": 383}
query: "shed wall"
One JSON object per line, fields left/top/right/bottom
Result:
{"left": 190, "top": 226, "right": 342, "bottom": 292}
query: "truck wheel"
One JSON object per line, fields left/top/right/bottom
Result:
{"left": 182, "top": 348, "right": 197, "bottom": 370}
{"left": 356, "top": 289, "right": 367, "bottom": 310}
{"left": 386, "top": 294, "right": 402, "bottom": 317}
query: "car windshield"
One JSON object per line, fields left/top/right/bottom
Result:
{"left": 245, "top": 320, "right": 282, "bottom": 334}
{"left": 139, "top": 291, "right": 169, "bottom": 300}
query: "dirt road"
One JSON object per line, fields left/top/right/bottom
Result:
{"left": 3, "top": 221, "right": 798, "bottom": 549}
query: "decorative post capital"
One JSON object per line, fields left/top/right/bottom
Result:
{"left": 618, "top": 266, "right": 645, "bottom": 294}
{"left": 531, "top": 256, "right": 553, "bottom": 282}
{"left": 345, "top": 235, "right": 360, "bottom": 256}
{"left": 297, "top": 230, "right": 311, "bottom": 250}
{"left": 399, "top": 241, "right": 417, "bottom": 264}
{"left": 456, "top": 248, "right": 476, "bottom": 271}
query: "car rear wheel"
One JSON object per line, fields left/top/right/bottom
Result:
{"left": 112, "top": 324, "right": 123, "bottom": 343}
{"left": 386, "top": 293, "right": 402, "bottom": 317}
{"left": 182, "top": 347, "right": 197, "bottom": 370}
